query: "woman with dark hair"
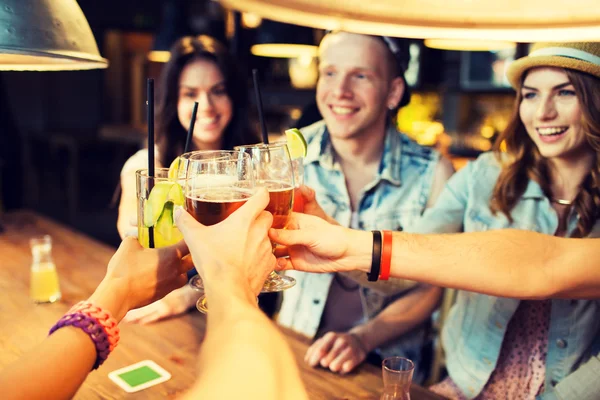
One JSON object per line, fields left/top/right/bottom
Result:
{"left": 117, "top": 35, "right": 259, "bottom": 323}
{"left": 153, "top": 35, "right": 259, "bottom": 168}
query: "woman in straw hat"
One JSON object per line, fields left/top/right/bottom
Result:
{"left": 409, "top": 41, "right": 600, "bottom": 399}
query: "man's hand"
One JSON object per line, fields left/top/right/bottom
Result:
{"left": 270, "top": 212, "right": 371, "bottom": 274}
{"left": 297, "top": 185, "right": 337, "bottom": 225}
{"left": 175, "top": 188, "right": 276, "bottom": 296}
{"left": 305, "top": 331, "right": 369, "bottom": 374}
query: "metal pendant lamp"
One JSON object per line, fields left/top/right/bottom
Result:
{"left": 220, "top": 0, "right": 600, "bottom": 42}
{"left": 0, "top": 0, "right": 108, "bottom": 71}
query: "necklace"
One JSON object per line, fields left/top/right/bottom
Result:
{"left": 551, "top": 198, "right": 573, "bottom": 206}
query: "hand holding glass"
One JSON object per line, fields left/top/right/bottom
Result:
{"left": 184, "top": 150, "right": 255, "bottom": 312}
{"left": 235, "top": 142, "right": 296, "bottom": 292}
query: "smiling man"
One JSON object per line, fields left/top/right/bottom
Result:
{"left": 277, "top": 31, "right": 455, "bottom": 382}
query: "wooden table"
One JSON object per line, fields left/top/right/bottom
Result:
{"left": 0, "top": 211, "right": 444, "bottom": 399}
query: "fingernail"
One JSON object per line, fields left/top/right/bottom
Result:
{"left": 277, "top": 258, "right": 287, "bottom": 268}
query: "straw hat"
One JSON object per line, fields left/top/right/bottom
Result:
{"left": 506, "top": 42, "right": 600, "bottom": 88}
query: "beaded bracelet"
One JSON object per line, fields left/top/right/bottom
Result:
{"left": 48, "top": 301, "right": 120, "bottom": 369}
{"left": 68, "top": 301, "right": 120, "bottom": 351}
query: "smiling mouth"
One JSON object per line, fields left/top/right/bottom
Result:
{"left": 536, "top": 127, "right": 568, "bottom": 136}
{"left": 197, "top": 116, "right": 218, "bottom": 126}
{"left": 330, "top": 106, "right": 358, "bottom": 116}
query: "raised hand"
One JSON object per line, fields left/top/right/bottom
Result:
{"left": 175, "top": 187, "right": 277, "bottom": 296}
{"left": 269, "top": 212, "right": 372, "bottom": 274}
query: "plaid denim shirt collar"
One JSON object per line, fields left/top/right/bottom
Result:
{"left": 304, "top": 123, "right": 403, "bottom": 186}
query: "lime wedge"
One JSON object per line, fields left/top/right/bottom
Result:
{"left": 143, "top": 181, "right": 185, "bottom": 227}
{"left": 285, "top": 128, "right": 308, "bottom": 159}
{"left": 155, "top": 202, "right": 175, "bottom": 242}
{"left": 168, "top": 157, "right": 183, "bottom": 180}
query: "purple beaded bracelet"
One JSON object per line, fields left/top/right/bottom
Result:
{"left": 49, "top": 313, "right": 111, "bottom": 369}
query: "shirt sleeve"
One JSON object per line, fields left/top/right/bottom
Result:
{"left": 409, "top": 157, "right": 475, "bottom": 235}
{"left": 121, "top": 149, "right": 150, "bottom": 177}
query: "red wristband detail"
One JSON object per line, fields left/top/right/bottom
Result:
{"left": 379, "top": 230, "right": 392, "bottom": 280}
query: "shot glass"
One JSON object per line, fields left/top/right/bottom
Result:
{"left": 380, "top": 356, "right": 414, "bottom": 400}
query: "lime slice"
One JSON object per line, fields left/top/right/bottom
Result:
{"left": 143, "top": 181, "right": 185, "bottom": 227}
{"left": 155, "top": 202, "right": 175, "bottom": 243}
{"left": 285, "top": 128, "right": 307, "bottom": 159}
{"left": 168, "top": 157, "right": 183, "bottom": 180}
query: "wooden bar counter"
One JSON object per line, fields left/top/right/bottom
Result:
{"left": 0, "top": 211, "right": 444, "bottom": 399}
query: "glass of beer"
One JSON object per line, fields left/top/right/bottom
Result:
{"left": 184, "top": 150, "right": 255, "bottom": 312}
{"left": 235, "top": 142, "right": 296, "bottom": 292}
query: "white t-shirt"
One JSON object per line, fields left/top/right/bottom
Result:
{"left": 120, "top": 147, "right": 161, "bottom": 177}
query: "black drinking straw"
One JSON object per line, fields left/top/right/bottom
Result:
{"left": 185, "top": 101, "right": 199, "bottom": 153}
{"left": 252, "top": 69, "right": 269, "bottom": 144}
{"left": 147, "top": 78, "right": 155, "bottom": 248}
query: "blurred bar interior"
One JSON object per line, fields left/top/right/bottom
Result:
{"left": 1, "top": 0, "right": 599, "bottom": 245}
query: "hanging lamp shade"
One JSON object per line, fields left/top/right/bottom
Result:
{"left": 0, "top": 0, "right": 108, "bottom": 71}
{"left": 221, "top": 0, "right": 600, "bottom": 42}
{"left": 251, "top": 20, "right": 317, "bottom": 58}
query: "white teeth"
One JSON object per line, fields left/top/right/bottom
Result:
{"left": 331, "top": 106, "right": 355, "bottom": 115}
{"left": 198, "top": 117, "right": 217, "bottom": 125}
{"left": 537, "top": 127, "right": 567, "bottom": 136}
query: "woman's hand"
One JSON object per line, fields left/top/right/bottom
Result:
{"left": 90, "top": 237, "right": 193, "bottom": 321}
{"left": 122, "top": 285, "right": 200, "bottom": 324}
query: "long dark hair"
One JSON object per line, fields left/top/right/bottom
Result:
{"left": 490, "top": 69, "right": 600, "bottom": 238}
{"left": 156, "top": 35, "right": 259, "bottom": 167}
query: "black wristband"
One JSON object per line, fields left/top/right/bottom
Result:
{"left": 368, "top": 230, "right": 382, "bottom": 281}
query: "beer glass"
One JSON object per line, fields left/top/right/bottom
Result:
{"left": 235, "top": 142, "right": 296, "bottom": 292}
{"left": 184, "top": 150, "right": 255, "bottom": 312}
{"left": 291, "top": 157, "right": 305, "bottom": 212}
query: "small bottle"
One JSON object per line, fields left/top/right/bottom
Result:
{"left": 30, "top": 235, "right": 61, "bottom": 303}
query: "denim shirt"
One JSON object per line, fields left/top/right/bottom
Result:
{"left": 278, "top": 120, "right": 441, "bottom": 382}
{"left": 413, "top": 152, "right": 600, "bottom": 400}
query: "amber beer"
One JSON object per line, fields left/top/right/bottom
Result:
{"left": 185, "top": 187, "right": 252, "bottom": 226}
{"left": 262, "top": 180, "right": 294, "bottom": 229}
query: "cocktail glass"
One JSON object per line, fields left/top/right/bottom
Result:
{"left": 136, "top": 168, "right": 184, "bottom": 248}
